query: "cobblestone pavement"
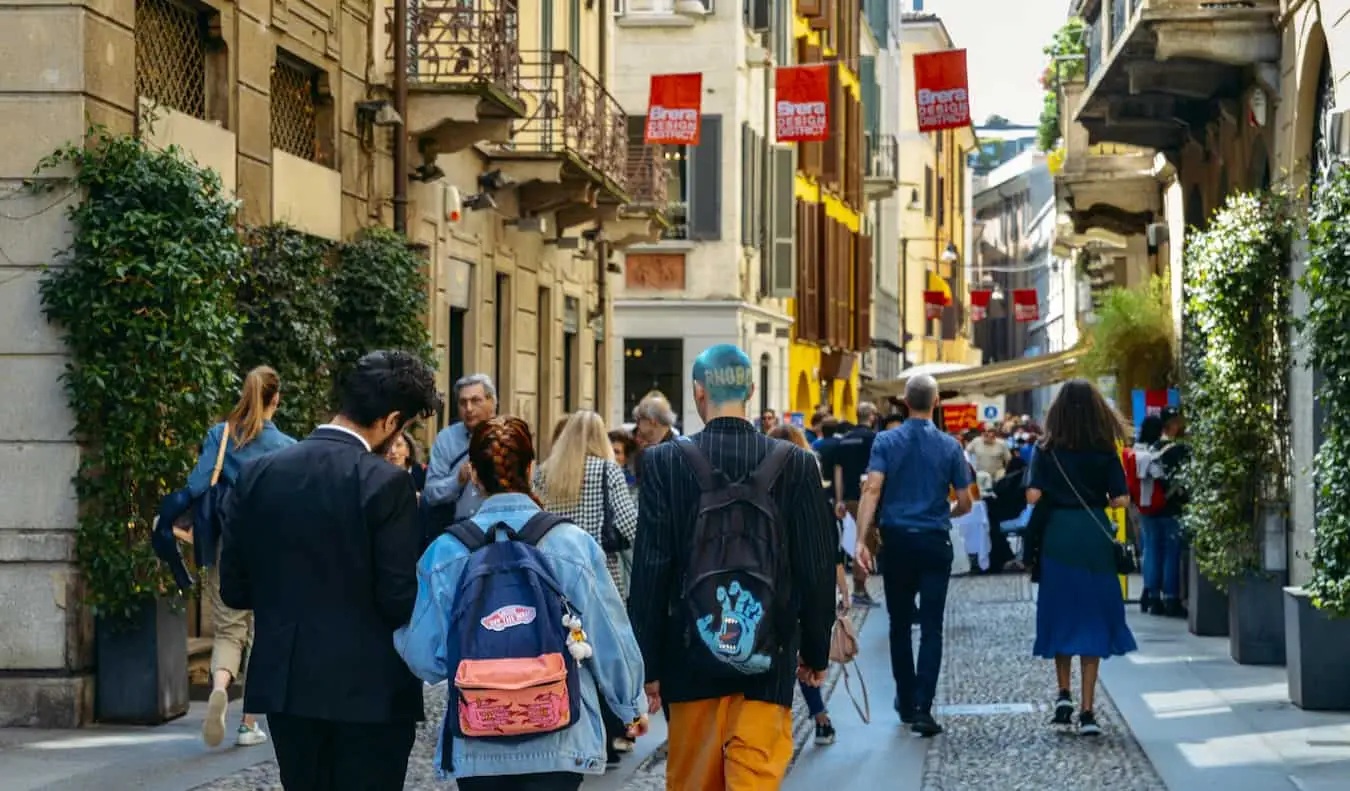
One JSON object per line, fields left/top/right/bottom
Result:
{"left": 919, "top": 574, "right": 1165, "bottom": 791}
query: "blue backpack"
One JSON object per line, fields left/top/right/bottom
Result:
{"left": 441, "top": 513, "right": 581, "bottom": 769}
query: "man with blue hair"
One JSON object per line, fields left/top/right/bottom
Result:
{"left": 628, "top": 344, "right": 837, "bottom": 789}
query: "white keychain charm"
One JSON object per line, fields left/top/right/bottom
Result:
{"left": 563, "top": 613, "right": 593, "bottom": 660}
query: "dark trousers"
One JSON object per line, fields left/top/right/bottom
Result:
{"left": 267, "top": 713, "right": 415, "bottom": 791}
{"left": 880, "top": 529, "right": 954, "bottom": 715}
{"left": 600, "top": 696, "right": 625, "bottom": 757}
{"left": 458, "top": 772, "right": 584, "bottom": 791}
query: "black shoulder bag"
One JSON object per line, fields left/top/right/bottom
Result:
{"left": 599, "top": 464, "right": 631, "bottom": 553}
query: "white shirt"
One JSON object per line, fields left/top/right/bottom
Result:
{"left": 320, "top": 423, "right": 372, "bottom": 452}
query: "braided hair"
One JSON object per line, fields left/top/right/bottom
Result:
{"left": 468, "top": 416, "right": 542, "bottom": 506}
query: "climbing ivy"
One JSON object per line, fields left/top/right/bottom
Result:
{"left": 1181, "top": 192, "right": 1292, "bottom": 586}
{"left": 1302, "top": 165, "right": 1350, "bottom": 615}
{"left": 237, "top": 225, "right": 338, "bottom": 435}
{"left": 38, "top": 128, "right": 243, "bottom": 623}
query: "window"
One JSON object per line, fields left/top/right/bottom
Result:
{"left": 446, "top": 308, "right": 467, "bottom": 430}
{"left": 937, "top": 176, "right": 945, "bottom": 228}
{"left": 568, "top": 0, "right": 581, "bottom": 59}
{"left": 924, "top": 166, "right": 933, "bottom": 218}
{"left": 271, "top": 54, "right": 326, "bottom": 164}
{"left": 563, "top": 297, "right": 580, "bottom": 413}
{"left": 538, "top": 286, "right": 553, "bottom": 427}
{"left": 543, "top": 0, "right": 554, "bottom": 49}
{"left": 495, "top": 272, "right": 512, "bottom": 401}
{"left": 624, "top": 339, "right": 685, "bottom": 429}
{"left": 628, "top": 116, "right": 689, "bottom": 239}
{"left": 135, "top": 0, "right": 214, "bottom": 121}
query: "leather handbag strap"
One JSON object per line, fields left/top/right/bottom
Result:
{"left": 210, "top": 422, "right": 231, "bottom": 487}
{"left": 840, "top": 663, "right": 871, "bottom": 724}
{"left": 1047, "top": 450, "right": 1118, "bottom": 544}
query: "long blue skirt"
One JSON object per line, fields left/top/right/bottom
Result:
{"left": 1033, "top": 508, "right": 1138, "bottom": 659}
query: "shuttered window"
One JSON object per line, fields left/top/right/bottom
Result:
{"left": 689, "top": 114, "right": 722, "bottom": 240}
{"left": 766, "top": 145, "right": 797, "bottom": 297}
{"left": 741, "top": 124, "right": 763, "bottom": 249}
{"left": 794, "top": 200, "right": 820, "bottom": 341}
{"left": 822, "top": 64, "right": 842, "bottom": 188}
{"left": 854, "top": 231, "right": 873, "bottom": 349}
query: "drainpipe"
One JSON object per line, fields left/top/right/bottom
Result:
{"left": 595, "top": 2, "right": 611, "bottom": 417}
{"left": 761, "top": 42, "right": 772, "bottom": 297}
{"left": 392, "top": 0, "right": 409, "bottom": 233}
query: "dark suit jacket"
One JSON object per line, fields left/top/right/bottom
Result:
{"left": 627, "top": 417, "right": 836, "bottom": 708}
{"left": 220, "top": 427, "right": 424, "bottom": 724}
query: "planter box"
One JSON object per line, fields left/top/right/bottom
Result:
{"left": 1229, "top": 572, "right": 1288, "bottom": 666}
{"left": 1188, "top": 556, "right": 1229, "bottom": 637}
{"left": 1285, "top": 587, "right": 1350, "bottom": 711}
{"left": 95, "top": 597, "right": 189, "bottom": 724}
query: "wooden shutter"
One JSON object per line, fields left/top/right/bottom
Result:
{"left": 688, "top": 114, "right": 722, "bottom": 240}
{"left": 822, "top": 64, "right": 842, "bottom": 189}
{"left": 795, "top": 200, "right": 817, "bottom": 341}
{"left": 798, "top": 0, "right": 822, "bottom": 15}
{"left": 741, "top": 123, "right": 754, "bottom": 247}
{"left": 767, "top": 145, "right": 797, "bottom": 297}
{"left": 854, "top": 231, "right": 872, "bottom": 350}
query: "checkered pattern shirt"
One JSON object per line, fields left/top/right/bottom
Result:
{"left": 534, "top": 455, "right": 638, "bottom": 596}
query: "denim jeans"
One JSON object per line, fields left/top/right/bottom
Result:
{"left": 880, "top": 528, "right": 954, "bottom": 715}
{"left": 1141, "top": 514, "right": 1183, "bottom": 600}
{"left": 799, "top": 680, "right": 827, "bottom": 717}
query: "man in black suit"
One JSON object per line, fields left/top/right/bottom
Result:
{"left": 221, "top": 350, "right": 442, "bottom": 790}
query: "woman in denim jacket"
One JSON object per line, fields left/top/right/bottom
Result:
{"left": 396, "top": 416, "right": 648, "bottom": 791}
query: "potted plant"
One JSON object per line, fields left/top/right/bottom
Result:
{"left": 1183, "top": 191, "right": 1292, "bottom": 665}
{"left": 1080, "top": 276, "right": 1177, "bottom": 418}
{"left": 1288, "top": 163, "right": 1350, "bottom": 710}
{"left": 38, "top": 128, "right": 243, "bottom": 723}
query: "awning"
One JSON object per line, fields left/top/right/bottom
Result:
{"left": 859, "top": 346, "right": 1081, "bottom": 401}
{"left": 926, "top": 271, "right": 952, "bottom": 303}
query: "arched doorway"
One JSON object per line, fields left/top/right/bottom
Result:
{"left": 794, "top": 372, "right": 811, "bottom": 413}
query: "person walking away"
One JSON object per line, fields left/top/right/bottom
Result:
{"left": 770, "top": 424, "right": 850, "bottom": 747}
{"left": 424, "top": 374, "right": 498, "bottom": 518}
{"left": 967, "top": 424, "right": 1012, "bottom": 482}
{"left": 535, "top": 411, "right": 641, "bottom": 766}
{"left": 397, "top": 416, "right": 649, "bottom": 790}
{"left": 384, "top": 430, "right": 427, "bottom": 497}
{"left": 1026, "top": 379, "right": 1138, "bottom": 736}
{"left": 1127, "top": 416, "right": 1170, "bottom": 615}
{"left": 628, "top": 344, "right": 837, "bottom": 789}
{"left": 854, "top": 374, "right": 972, "bottom": 736}
{"left": 833, "top": 402, "right": 879, "bottom": 607}
{"left": 1149, "top": 407, "right": 1190, "bottom": 618}
{"left": 219, "top": 351, "right": 442, "bottom": 788}
{"left": 154, "top": 365, "right": 296, "bottom": 749}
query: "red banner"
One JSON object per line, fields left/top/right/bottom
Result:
{"left": 969, "top": 289, "right": 992, "bottom": 321}
{"left": 923, "top": 290, "right": 947, "bottom": 320}
{"left": 1013, "top": 288, "right": 1040, "bottom": 322}
{"left": 944, "top": 403, "right": 980, "bottom": 435}
{"left": 775, "top": 64, "right": 830, "bottom": 142}
{"left": 914, "top": 49, "right": 971, "bottom": 133}
{"left": 645, "top": 73, "right": 703, "bottom": 145}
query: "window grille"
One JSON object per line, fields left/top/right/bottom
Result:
{"left": 135, "top": 0, "right": 207, "bottom": 119}
{"left": 271, "top": 58, "right": 319, "bottom": 162}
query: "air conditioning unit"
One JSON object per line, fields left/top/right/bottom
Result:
{"left": 858, "top": 350, "right": 876, "bottom": 379}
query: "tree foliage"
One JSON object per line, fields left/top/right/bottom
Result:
{"left": 1181, "top": 192, "right": 1291, "bottom": 585}
{"left": 1036, "top": 18, "right": 1086, "bottom": 151}
{"left": 1081, "top": 277, "right": 1176, "bottom": 392}
{"left": 38, "top": 128, "right": 244, "bottom": 622}
{"left": 333, "top": 226, "right": 434, "bottom": 392}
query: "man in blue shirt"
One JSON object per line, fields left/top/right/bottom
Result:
{"left": 423, "top": 373, "right": 497, "bottom": 517}
{"left": 855, "top": 374, "right": 972, "bottom": 737}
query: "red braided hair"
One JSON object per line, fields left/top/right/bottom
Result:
{"left": 469, "top": 416, "right": 542, "bottom": 506}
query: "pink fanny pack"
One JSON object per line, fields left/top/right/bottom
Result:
{"left": 455, "top": 653, "right": 572, "bottom": 737}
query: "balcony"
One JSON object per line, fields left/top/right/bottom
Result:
{"left": 864, "top": 132, "right": 899, "bottom": 199}
{"left": 1075, "top": 0, "right": 1279, "bottom": 150}
{"left": 1055, "top": 80, "right": 1159, "bottom": 239}
{"left": 382, "top": 0, "right": 526, "bottom": 155}
{"left": 608, "top": 143, "right": 672, "bottom": 247}
{"left": 486, "top": 50, "right": 631, "bottom": 230}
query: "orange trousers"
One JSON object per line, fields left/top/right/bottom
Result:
{"left": 666, "top": 694, "right": 794, "bottom": 791}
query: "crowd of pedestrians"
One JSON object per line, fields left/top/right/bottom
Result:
{"left": 148, "top": 341, "right": 1178, "bottom": 789}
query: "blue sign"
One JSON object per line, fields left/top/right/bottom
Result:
{"left": 982, "top": 405, "right": 1000, "bottom": 420}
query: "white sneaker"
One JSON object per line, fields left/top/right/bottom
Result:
{"left": 236, "top": 722, "right": 268, "bottom": 747}
{"left": 202, "top": 689, "right": 228, "bottom": 747}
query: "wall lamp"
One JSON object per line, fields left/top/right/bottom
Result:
{"left": 478, "top": 169, "right": 513, "bottom": 192}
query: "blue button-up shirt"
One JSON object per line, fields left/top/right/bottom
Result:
{"left": 868, "top": 418, "right": 971, "bottom": 532}
{"left": 423, "top": 422, "right": 485, "bottom": 519}
{"left": 394, "top": 493, "right": 646, "bottom": 780}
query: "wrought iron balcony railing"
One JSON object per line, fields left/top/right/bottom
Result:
{"left": 865, "top": 132, "right": 898, "bottom": 182}
{"left": 625, "top": 142, "right": 669, "bottom": 208}
{"left": 508, "top": 50, "right": 629, "bottom": 195}
{"left": 385, "top": 0, "right": 521, "bottom": 102}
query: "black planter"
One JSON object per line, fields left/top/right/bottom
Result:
{"left": 1188, "top": 556, "right": 1229, "bottom": 637}
{"left": 1228, "top": 571, "right": 1288, "bottom": 666}
{"left": 95, "top": 597, "right": 189, "bottom": 724}
{"left": 1285, "top": 587, "right": 1350, "bottom": 711}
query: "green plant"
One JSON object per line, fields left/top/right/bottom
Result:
{"left": 1036, "top": 18, "right": 1086, "bottom": 151}
{"left": 1302, "top": 165, "right": 1350, "bottom": 615}
{"left": 332, "top": 226, "right": 433, "bottom": 393}
{"left": 237, "top": 225, "right": 338, "bottom": 436}
{"left": 1081, "top": 277, "right": 1176, "bottom": 392}
{"left": 1181, "top": 191, "right": 1291, "bottom": 585}
{"left": 38, "top": 128, "right": 243, "bottom": 622}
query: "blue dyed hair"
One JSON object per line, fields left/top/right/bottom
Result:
{"left": 692, "top": 344, "right": 754, "bottom": 405}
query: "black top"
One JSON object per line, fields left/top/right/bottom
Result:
{"left": 1028, "top": 447, "right": 1128, "bottom": 509}
{"left": 628, "top": 417, "right": 837, "bottom": 708}
{"left": 220, "top": 427, "right": 424, "bottom": 724}
{"left": 813, "top": 435, "right": 841, "bottom": 500}
{"left": 828, "top": 426, "right": 875, "bottom": 502}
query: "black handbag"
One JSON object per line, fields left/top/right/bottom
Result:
{"left": 1048, "top": 451, "right": 1138, "bottom": 576}
{"left": 599, "top": 469, "right": 631, "bottom": 553}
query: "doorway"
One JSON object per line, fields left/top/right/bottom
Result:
{"left": 623, "top": 338, "right": 684, "bottom": 429}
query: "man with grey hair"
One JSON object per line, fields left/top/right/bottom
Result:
{"left": 423, "top": 373, "right": 498, "bottom": 518}
{"left": 632, "top": 391, "right": 678, "bottom": 448}
{"left": 855, "top": 374, "right": 972, "bottom": 737}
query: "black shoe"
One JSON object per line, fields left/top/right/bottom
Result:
{"left": 894, "top": 695, "right": 916, "bottom": 724}
{"left": 1077, "top": 710, "right": 1101, "bottom": 736}
{"left": 1051, "top": 691, "right": 1074, "bottom": 725}
{"left": 814, "top": 719, "right": 837, "bottom": 746}
{"left": 1148, "top": 598, "right": 1166, "bottom": 616}
{"left": 1163, "top": 598, "right": 1187, "bottom": 619}
{"left": 911, "top": 711, "right": 943, "bottom": 737}
{"left": 1139, "top": 590, "right": 1155, "bottom": 614}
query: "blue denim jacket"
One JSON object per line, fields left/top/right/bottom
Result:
{"left": 188, "top": 421, "right": 295, "bottom": 497}
{"left": 394, "top": 493, "right": 646, "bottom": 779}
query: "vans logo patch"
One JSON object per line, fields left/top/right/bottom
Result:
{"left": 480, "top": 605, "right": 537, "bottom": 632}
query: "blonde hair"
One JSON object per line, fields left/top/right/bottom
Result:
{"left": 538, "top": 410, "right": 614, "bottom": 509}
{"left": 768, "top": 424, "right": 809, "bottom": 449}
{"left": 225, "top": 365, "right": 280, "bottom": 447}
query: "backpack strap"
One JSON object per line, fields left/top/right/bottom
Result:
{"left": 516, "top": 511, "right": 570, "bottom": 546}
{"left": 674, "top": 437, "right": 721, "bottom": 492}
{"left": 446, "top": 519, "right": 491, "bottom": 552}
{"left": 748, "top": 442, "right": 795, "bottom": 493}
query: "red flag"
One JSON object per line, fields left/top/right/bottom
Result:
{"left": 923, "top": 290, "right": 946, "bottom": 320}
{"left": 914, "top": 49, "right": 971, "bottom": 133}
{"left": 645, "top": 73, "right": 703, "bottom": 145}
{"left": 775, "top": 64, "right": 830, "bottom": 142}
{"left": 1013, "top": 288, "right": 1040, "bottom": 322}
{"left": 969, "top": 289, "right": 992, "bottom": 321}
{"left": 944, "top": 403, "right": 979, "bottom": 435}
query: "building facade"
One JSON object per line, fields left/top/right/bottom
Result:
{"left": 0, "top": 0, "right": 659, "bottom": 725}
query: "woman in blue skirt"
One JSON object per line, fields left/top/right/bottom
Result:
{"left": 1027, "top": 379, "right": 1138, "bottom": 736}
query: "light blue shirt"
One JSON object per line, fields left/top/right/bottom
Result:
{"left": 424, "top": 422, "right": 485, "bottom": 518}
{"left": 394, "top": 493, "right": 646, "bottom": 779}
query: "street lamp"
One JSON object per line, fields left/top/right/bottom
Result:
{"left": 900, "top": 238, "right": 961, "bottom": 372}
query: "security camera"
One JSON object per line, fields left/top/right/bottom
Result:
{"left": 464, "top": 192, "right": 496, "bottom": 212}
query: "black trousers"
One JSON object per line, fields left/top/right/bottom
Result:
{"left": 267, "top": 712, "right": 416, "bottom": 791}
{"left": 880, "top": 529, "right": 954, "bottom": 716}
{"left": 458, "top": 772, "right": 584, "bottom": 791}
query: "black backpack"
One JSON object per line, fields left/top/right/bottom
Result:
{"left": 674, "top": 439, "right": 794, "bottom": 677}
